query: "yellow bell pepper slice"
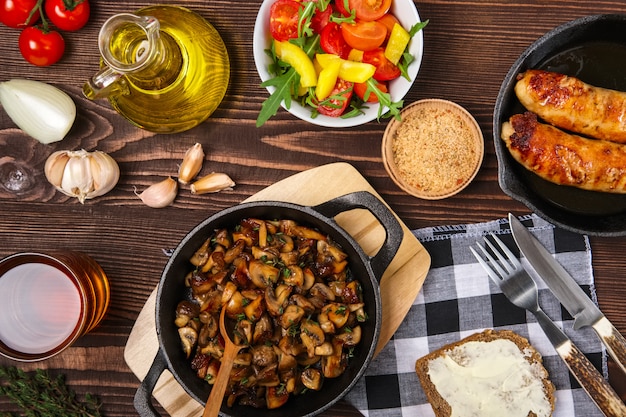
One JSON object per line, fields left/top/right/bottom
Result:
{"left": 315, "top": 54, "right": 376, "bottom": 84}
{"left": 274, "top": 40, "right": 317, "bottom": 88}
{"left": 384, "top": 23, "right": 410, "bottom": 65}
{"left": 315, "top": 59, "right": 341, "bottom": 100}
{"left": 347, "top": 49, "right": 364, "bottom": 62}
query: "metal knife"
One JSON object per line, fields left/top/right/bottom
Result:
{"left": 509, "top": 213, "right": 626, "bottom": 376}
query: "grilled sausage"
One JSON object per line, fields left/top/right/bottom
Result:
{"left": 515, "top": 69, "right": 626, "bottom": 143}
{"left": 501, "top": 112, "right": 626, "bottom": 193}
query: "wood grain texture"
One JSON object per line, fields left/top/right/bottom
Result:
{"left": 1, "top": 0, "right": 626, "bottom": 416}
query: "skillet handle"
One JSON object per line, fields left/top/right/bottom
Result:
{"left": 313, "top": 191, "right": 404, "bottom": 280}
{"left": 134, "top": 347, "right": 167, "bottom": 417}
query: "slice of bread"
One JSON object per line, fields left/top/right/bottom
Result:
{"left": 415, "top": 329, "right": 555, "bottom": 417}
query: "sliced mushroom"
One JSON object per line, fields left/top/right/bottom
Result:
{"left": 189, "top": 237, "right": 211, "bottom": 267}
{"left": 318, "top": 312, "right": 335, "bottom": 334}
{"left": 178, "top": 326, "right": 198, "bottom": 358}
{"left": 223, "top": 239, "right": 245, "bottom": 264}
{"left": 301, "top": 368, "right": 323, "bottom": 391}
{"left": 283, "top": 265, "right": 304, "bottom": 287}
{"left": 213, "top": 228, "right": 232, "bottom": 248}
{"left": 277, "top": 234, "right": 294, "bottom": 253}
{"left": 309, "top": 283, "right": 335, "bottom": 302}
{"left": 251, "top": 344, "right": 277, "bottom": 367}
{"left": 322, "top": 339, "right": 347, "bottom": 378}
{"left": 335, "top": 325, "right": 362, "bottom": 346}
{"left": 279, "top": 304, "right": 305, "bottom": 329}
{"left": 300, "top": 319, "right": 325, "bottom": 358}
{"left": 175, "top": 300, "right": 200, "bottom": 328}
{"left": 221, "top": 281, "right": 238, "bottom": 305}
{"left": 278, "top": 335, "right": 305, "bottom": 357}
{"left": 257, "top": 363, "right": 281, "bottom": 387}
{"left": 253, "top": 313, "right": 274, "bottom": 345}
{"left": 290, "top": 294, "right": 316, "bottom": 315}
{"left": 234, "top": 319, "right": 253, "bottom": 345}
{"left": 266, "top": 386, "right": 289, "bottom": 409}
{"left": 252, "top": 245, "right": 279, "bottom": 261}
{"left": 265, "top": 284, "right": 292, "bottom": 316}
{"left": 249, "top": 259, "right": 280, "bottom": 289}
{"left": 302, "top": 267, "right": 315, "bottom": 291}
{"left": 225, "top": 290, "right": 246, "bottom": 317}
{"left": 198, "top": 319, "right": 218, "bottom": 346}
{"left": 274, "top": 346, "right": 298, "bottom": 372}
{"left": 244, "top": 294, "right": 265, "bottom": 322}
{"left": 314, "top": 341, "right": 334, "bottom": 356}
{"left": 322, "top": 303, "right": 349, "bottom": 328}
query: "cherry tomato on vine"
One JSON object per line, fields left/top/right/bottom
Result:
{"left": 0, "top": 0, "right": 40, "bottom": 28}
{"left": 362, "top": 47, "right": 401, "bottom": 81}
{"left": 269, "top": 0, "right": 302, "bottom": 41}
{"left": 18, "top": 25, "right": 65, "bottom": 66}
{"left": 317, "top": 78, "right": 353, "bottom": 117}
{"left": 44, "top": 0, "right": 90, "bottom": 31}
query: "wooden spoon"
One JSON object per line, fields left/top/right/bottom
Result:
{"left": 202, "top": 307, "right": 245, "bottom": 417}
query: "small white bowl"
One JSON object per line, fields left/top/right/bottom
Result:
{"left": 253, "top": 0, "right": 425, "bottom": 128}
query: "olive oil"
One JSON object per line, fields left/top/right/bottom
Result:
{"left": 85, "top": 6, "right": 230, "bottom": 133}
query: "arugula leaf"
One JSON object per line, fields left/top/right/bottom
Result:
{"left": 257, "top": 67, "right": 299, "bottom": 127}
{"left": 363, "top": 78, "right": 403, "bottom": 121}
{"left": 398, "top": 20, "right": 429, "bottom": 80}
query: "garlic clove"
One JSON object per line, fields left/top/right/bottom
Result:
{"left": 136, "top": 177, "right": 178, "bottom": 208}
{"left": 190, "top": 172, "right": 235, "bottom": 195}
{"left": 178, "top": 143, "right": 204, "bottom": 184}
{"left": 44, "top": 151, "right": 70, "bottom": 188}
{"left": 88, "top": 151, "right": 120, "bottom": 198}
{"left": 44, "top": 149, "right": 120, "bottom": 204}
{"left": 0, "top": 79, "right": 76, "bottom": 144}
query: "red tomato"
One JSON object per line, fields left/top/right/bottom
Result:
{"left": 44, "top": 0, "right": 90, "bottom": 32}
{"left": 354, "top": 80, "right": 387, "bottom": 102}
{"left": 320, "top": 22, "right": 351, "bottom": 59}
{"left": 0, "top": 0, "right": 40, "bottom": 28}
{"left": 362, "top": 47, "right": 401, "bottom": 81}
{"left": 334, "top": 0, "right": 350, "bottom": 17}
{"left": 317, "top": 78, "right": 354, "bottom": 117}
{"left": 18, "top": 26, "right": 65, "bottom": 66}
{"left": 340, "top": 20, "right": 387, "bottom": 51}
{"left": 348, "top": 0, "right": 392, "bottom": 21}
{"left": 310, "top": 4, "right": 333, "bottom": 34}
{"left": 269, "top": 0, "right": 302, "bottom": 41}
{"left": 377, "top": 13, "right": 399, "bottom": 40}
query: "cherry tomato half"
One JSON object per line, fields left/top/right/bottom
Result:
{"left": 348, "top": 0, "right": 392, "bottom": 21}
{"left": 341, "top": 20, "right": 387, "bottom": 51}
{"left": 354, "top": 80, "right": 388, "bottom": 102}
{"left": 18, "top": 26, "right": 65, "bottom": 66}
{"left": 0, "top": 0, "right": 40, "bottom": 28}
{"left": 362, "top": 47, "right": 401, "bottom": 81}
{"left": 320, "top": 22, "right": 351, "bottom": 59}
{"left": 377, "top": 13, "right": 399, "bottom": 40}
{"left": 45, "top": 0, "right": 90, "bottom": 32}
{"left": 269, "top": 0, "right": 302, "bottom": 41}
{"left": 317, "top": 78, "right": 353, "bottom": 117}
{"left": 310, "top": 4, "right": 333, "bottom": 34}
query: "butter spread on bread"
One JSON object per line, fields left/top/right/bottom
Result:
{"left": 416, "top": 329, "right": 555, "bottom": 417}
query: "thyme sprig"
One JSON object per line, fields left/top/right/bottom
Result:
{"left": 0, "top": 366, "right": 102, "bottom": 417}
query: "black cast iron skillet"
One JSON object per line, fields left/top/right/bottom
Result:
{"left": 134, "top": 191, "right": 403, "bottom": 417}
{"left": 493, "top": 14, "right": 626, "bottom": 236}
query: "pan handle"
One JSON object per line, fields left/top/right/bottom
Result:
{"left": 134, "top": 347, "right": 167, "bottom": 417}
{"left": 312, "top": 191, "right": 403, "bottom": 280}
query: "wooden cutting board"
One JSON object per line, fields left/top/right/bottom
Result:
{"left": 124, "top": 162, "right": 431, "bottom": 416}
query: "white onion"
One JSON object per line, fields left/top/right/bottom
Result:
{"left": 0, "top": 79, "right": 77, "bottom": 144}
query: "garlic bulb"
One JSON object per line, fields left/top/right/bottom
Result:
{"left": 178, "top": 143, "right": 204, "bottom": 184}
{"left": 135, "top": 177, "right": 178, "bottom": 208}
{"left": 44, "top": 150, "right": 120, "bottom": 203}
{"left": 0, "top": 79, "right": 76, "bottom": 144}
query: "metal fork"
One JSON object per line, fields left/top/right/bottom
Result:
{"left": 470, "top": 234, "right": 626, "bottom": 417}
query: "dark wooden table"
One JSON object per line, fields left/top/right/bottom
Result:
{"left": 1, "top": 0, "right": 625, "bottom": 415}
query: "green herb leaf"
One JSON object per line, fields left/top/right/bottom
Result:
{"left": 0, "top": 366, "right": 102, "bottom": 417}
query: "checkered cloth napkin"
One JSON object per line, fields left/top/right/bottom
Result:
{"left": 344, "top": 214, "right": 608, "bottom": 417}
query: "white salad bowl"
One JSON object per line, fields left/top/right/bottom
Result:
{"left": 253, "top": 0, "right": 425, "bottom": 128}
